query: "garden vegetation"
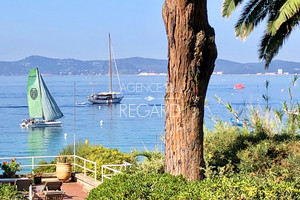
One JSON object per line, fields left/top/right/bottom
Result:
{"left": 87, "top": 78, "right": 300, "bottom": 199}
{"left": 34, "top": 78, "right": 300, "bottom": 199}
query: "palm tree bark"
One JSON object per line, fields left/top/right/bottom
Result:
{"left": 163, "top": 0, "right": 217, "bottom": 181}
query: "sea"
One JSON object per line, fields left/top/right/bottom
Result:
{"left": 0, "top": 74, "right": 299, "bottom": 161}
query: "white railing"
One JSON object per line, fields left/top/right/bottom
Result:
{"left": 72, "top": 155, "right": 97, "bottom": 181}
{"left": 0, "top": 155, "right": 131, "bottom": 182}
{"left": 0, "top": 155, "right": 97, "bottom": 181}
{"left": 101, "top": 161, "right": 131, "bottom": 182}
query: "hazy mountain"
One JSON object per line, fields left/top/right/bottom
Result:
{"left": 215, "top": 59, "right": 300, "bottom": 74}
{"left": 0, "top": 55, "right": 299, "bottom": 75}
{"left": 0, "top": 56, "right": 167, "bottom": 75}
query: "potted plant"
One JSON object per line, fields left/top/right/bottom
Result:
{"left": 0, "top": 158, "right": 21, "bottom": 178}
{"left": 56, "top": 156, "right": 72, "bottom": 182}
{"left": 31, "top": 169, "right": 42, "bottom": 184}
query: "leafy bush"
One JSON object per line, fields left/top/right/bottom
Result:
{"left": 36, "top": 142, "right": 135, "bottom": 179}
{"left": 87, "top": 173, "right": 188, "bottom": 200}
{"left": 131, "top": 149, "right": 165, "bottom": 174}
{"left": 87, "top": 173, "right": 300, "bottom": 200}
{"left": 0, "top": 158, "right": 22, "bottom": 176}
{"left": 0, "top": 184, "right": 25, "bottom": 200}
{"left": 204, "top": 122, "right": 268, "bottom": 170}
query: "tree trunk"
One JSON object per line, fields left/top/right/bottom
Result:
{"left": 163, "top": 0, "right": 217, "bottom": 181}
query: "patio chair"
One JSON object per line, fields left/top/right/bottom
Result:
{"left": 42, "top": 181, "right": 65, "bottom": 200}
{"left": 14, "top": 179, "right": 34, "bottom": 199}
{"left": 44, "top": 181, "right": 63, "bottom": 191}
{"left": 44, "top": 191, "right": 65, "bottom": 200}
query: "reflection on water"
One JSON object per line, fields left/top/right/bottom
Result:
{"left": 1, "top": 75, "right": 166, "bottom": 158}
{"left": 27, "top": 127, "right": 63, "bottom": 156}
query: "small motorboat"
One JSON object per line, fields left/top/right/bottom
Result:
{"left": 234, "top": 84, "right": 245, "bottom": 90}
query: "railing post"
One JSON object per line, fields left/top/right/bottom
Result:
{"left": 84, "top": 160, "right": 86, "bottom": 176}
{"left": 95, "top": 162, "right": 97, "bottom": 181}
{"left": 101, "top": 165, "right": 103, "bottom": 183}
{"left": 74, "top": 155, "right": 76, "bottom": 172}
{"left": 32, "top": 157, "right": 34, "bottom": 170}
{"left": 29, "top": 185, "right": 32, "bottom": 200}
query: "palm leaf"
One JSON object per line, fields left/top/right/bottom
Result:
{"left": 259, "top": 11, "right": 300, "bottom": 68}
{"left": 222, "top": 0, "right": 244, "bottom": 18}
{"left": 235, "top": 0, "right": 271, "bottom": 40}
{"left": 268, "top": 0, "right": 300, "bottom": 35}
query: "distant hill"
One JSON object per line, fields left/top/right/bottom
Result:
{"left": 0, "top": 55, "right": 299, "bottom": 75}
{"left": 215, "top": 59, "right": 300, "bottom": 74}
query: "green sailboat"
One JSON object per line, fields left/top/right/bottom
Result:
{"left": 20, "top": 68, "right": 64, "bottom": 128}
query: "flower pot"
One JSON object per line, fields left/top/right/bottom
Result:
{"left": 56, "top": 163, "right": 71, "bottom": 182}
{"left": 3, "top": 172, "right": 16, "bottom": 178}
{"left": 33, "top": 176, "right": 42, "bottom": 184}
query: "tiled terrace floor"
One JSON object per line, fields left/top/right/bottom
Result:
{"left": 32, "top": 180, "right": 88, "bottom": 200}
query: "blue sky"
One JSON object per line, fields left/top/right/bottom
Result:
{"left": 0, "top": 0, "right": 299, "bottom": 63}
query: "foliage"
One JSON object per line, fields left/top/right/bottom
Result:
{"left": 0, "top": 158, "right": 21, "bottom": 175}
{"left": 87, "top": 172, "right": 300, "bottom": 200}
{"left": 57, "top": 156, "right": 71, "bottom": 164}
{"left": 87, "top": 76, "right": 300, "bottom": 199}
{"left": 87, "top": 173, "right": 187, "bottom": 200}
{"left": 222, "top": 0, "right": 300, "bottom": 67}
{"left": 0, "top": 184, "right": 25, "bottom": 200}
{"left": 36, "top": 142, "right": 135, "bottom": 179}
{"left": 87, "top": 94, "right": 300, "bottom": 199}
{"left": 31, "top": 169, "right": 43, "bottom": 177}
{"left": 130, "top": 149, "right": 165, "bottom": 174}
{"left": 35, "top": 160, "right": 56, "bottom": 173}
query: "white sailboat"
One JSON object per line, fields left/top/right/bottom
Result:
{"left": 20, "top": 68, "right": 64, "bottom": 128}
{"left": 87, "top": 33, "right": 123, "bottom": 104}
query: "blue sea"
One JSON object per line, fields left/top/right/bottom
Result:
{"left": 0, "top": 74, "right": 299, "bottom": 160}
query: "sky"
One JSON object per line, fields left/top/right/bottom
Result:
{"left": 0, "top": 0, "right": 299, "bottom": 63}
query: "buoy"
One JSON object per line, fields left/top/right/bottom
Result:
{"left": 100, "top": 120, "right": 103, "bottom": 126}
{"left": 281, "top": 89, "right": 284, "bottom": 92}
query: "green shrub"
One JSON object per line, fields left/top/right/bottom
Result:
{"left": 0, "top": 184, "right": 25, "bottom": 200}
{"left": 204, "top": 122, "right": 268, "bottom": 170}
{"left": 36, "top": 142, "right": 135, "bottom": 179}
{"left": 87, "top": 173, "right": 300, "bottom": 200}
{"left": 87, "top": 173, "right": 188, "bottom": 200}
{"left": 131, "top": 149, "right": 165, "bottom": 174}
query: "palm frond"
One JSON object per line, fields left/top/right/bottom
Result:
{"left": 268, "top": 0, "right": 300, "bottom": 35}
{"left": 235, "top": 0, "right": 271, "bottom": 40}
{"left": 259, "top": 11, "right": 300, "bottom": 68}
{"left": 222, "top": 0, "right": 244, "bottom": 18}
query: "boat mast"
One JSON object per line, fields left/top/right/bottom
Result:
{"left": 91, "top": 70, "right": 94, "bottom": 94}
{"left": 109, "top": 33, "right": 113, "bottom": 94}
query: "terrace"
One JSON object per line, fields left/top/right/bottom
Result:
{"left": 0, "top": 155, "right": 131, "bottom": 199}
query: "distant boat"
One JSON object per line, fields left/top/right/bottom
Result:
{"left": 20, "top": 68, "right": 64, "bottom": 128}
{"left": 234, "top": 84, "right": 245, "bottom": 90}
{"left": 87, "top": 33, "right": 123, "bottom": 104}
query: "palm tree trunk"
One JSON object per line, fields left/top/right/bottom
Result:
{"left": 163, "top": 0, "right": 217, "bottom": 181}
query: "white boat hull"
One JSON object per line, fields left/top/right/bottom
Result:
{"left": 88, "top": 96, "right": 123, "bottom": 104}
{"left": 20, "top": 119, "right": 62, "bottom": 128}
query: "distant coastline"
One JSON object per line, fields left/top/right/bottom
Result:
{"left": 0, "top": 55, "right": 300, "bottom": 76}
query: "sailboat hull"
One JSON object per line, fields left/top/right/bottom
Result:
{"left": 87, "top": 95, "right": 123, "bottom": 104}
{"left": 20, "top": 119, "right": 62, "bottom": 128}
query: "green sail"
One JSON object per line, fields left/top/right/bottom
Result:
{"left": 27, "top": 68, "right": 43, "bottom": 118}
